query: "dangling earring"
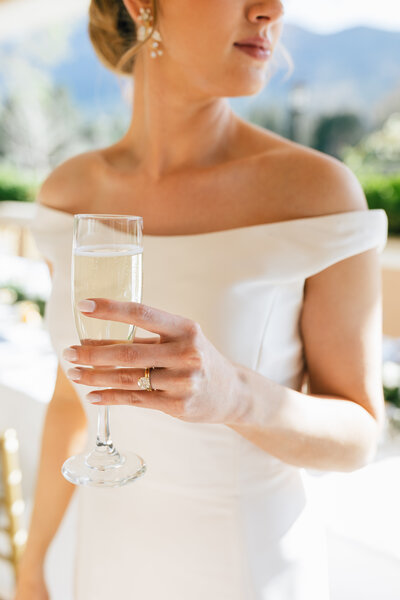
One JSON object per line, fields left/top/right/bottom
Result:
{"left": 137, "top": 6, "right": 163, "bottom": 58}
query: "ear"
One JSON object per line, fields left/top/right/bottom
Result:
{"left": 122, "top": 0, "right": 152, "bottom": 24}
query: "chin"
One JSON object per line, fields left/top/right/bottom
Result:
{"left": 223, "top": 76, "right": 269, "bottom": 98}
{"left": 219, "top": 61, "right": 271, "bottom": 97}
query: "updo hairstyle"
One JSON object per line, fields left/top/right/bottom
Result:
{"left": 88, "top": 0, "right": 159, "bottom": 75}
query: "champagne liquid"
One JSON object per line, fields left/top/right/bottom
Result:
{"left": 73, "top": 244, "right": 143, "bottom": 342}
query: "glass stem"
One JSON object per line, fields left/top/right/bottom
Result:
{"left": 96, "top": 406, "right": 115, "bottom": 453}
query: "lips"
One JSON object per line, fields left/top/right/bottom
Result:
{"left": 234, "top": 36, "right": 271, "bottom": 51}
{"left": 235, "top": 44, "right": 266, "bottom": 50}
{"left": 234, "top": 44, "right": 271, "bottom": 61}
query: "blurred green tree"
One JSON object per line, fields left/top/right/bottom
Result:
{"left": 247, "top": 104, "right": 288, "bottom": 137}
{"left": 342, "top": 112, "right": 400, "bottom": 175}
{"left": 311, "top": 112, "right": 366, "bottom": 158}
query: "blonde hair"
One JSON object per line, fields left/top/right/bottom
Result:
{"left": 88, "top": 0, "right": 159, "bottom": 75}
{"left": 88, "top": 0, "right": 293, "bottom": 80}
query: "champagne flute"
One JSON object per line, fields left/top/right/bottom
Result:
{"left": 61, "top": 214, "right": 147, "bottom": 487}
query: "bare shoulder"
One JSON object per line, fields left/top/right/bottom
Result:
{"left": 255, "top": 134, "right": 369, "bottom": 218}
{"left": 287, "top": 143, "right": 367, "bottom": 214}
{"left": 37, "top": 151, "right": 106, "bottom": 214}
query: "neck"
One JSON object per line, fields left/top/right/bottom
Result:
{"left": 120, "top": 54, "right": 239, "bottom": 182}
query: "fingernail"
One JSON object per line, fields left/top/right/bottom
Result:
{"left": 67, "top": 368, "right": 81, "bottom": 382}
{"left": 63, "top": 348, "right": 78, "bottom": 361}
{"left": 77, "top": 300, "right": 96, "bottom": 313}
{"left": 87, "top": 393, "right": 101, "bottom": 403}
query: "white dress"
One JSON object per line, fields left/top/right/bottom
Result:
{"left": 30, "top": 203, "right": 388, "bottom": 600}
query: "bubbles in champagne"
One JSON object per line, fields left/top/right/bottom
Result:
{"left": 73, "top": 244, "right": 143, "bottom": 342}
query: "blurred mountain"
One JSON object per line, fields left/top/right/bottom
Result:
{"left": 276, "top": 24, "right": 400, "bottom": 115}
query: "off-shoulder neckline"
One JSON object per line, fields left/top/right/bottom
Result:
{"left": 34, "top": 202, "right": 386, "bottom": 239}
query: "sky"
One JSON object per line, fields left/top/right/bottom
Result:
{"left": 0, "top": 0, "right": 399, "bottom": 41}
{"left": 283, "top": 0, "right": 400, "bottom": 33}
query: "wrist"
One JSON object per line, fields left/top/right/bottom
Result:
{"left": 227, "top": 362, "right": 257, "bottom": 426}
{"left": 227, "top": 362, "right": 283, "bottom": 428}
{"left": 18, "top": 547, "right": 46, "bottom": 574}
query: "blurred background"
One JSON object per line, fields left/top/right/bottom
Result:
{"left": 0, "top": 0, "right": 400, "bottom": 598}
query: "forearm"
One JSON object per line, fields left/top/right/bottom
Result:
{"left": 20, "top": 398, "right": 87, "bottom": 569}
{"left": 227, "top": 363, "right": 380, "bottom": 472}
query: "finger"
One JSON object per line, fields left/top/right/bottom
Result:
{"left": 67, "top": 367, "right": 168, "bottom": 391}
{"left": 63, "top": 339, "right": 187, "bottom": 368}
{"left": 86, "top": 389, "right": 185, "bottom": 418}
{"left": 129, "top": 336, "right": 160, "bottom": 343}
{"left": 67, "top": 366, "right": 194, "bottom": 393}
{"left": 80, "top": 336, "right": 160, "bottom": 346}
{"left": 77, "top": 298, "right": 192, "bottom": 339}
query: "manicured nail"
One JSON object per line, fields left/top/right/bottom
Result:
{"left": 87, "top": 393, "right": 101, "bottom": 404}
{"left": 67, "top": 368, "right": 81, "bottom": 382}
{"left": 77, "top": 300, "right": 96, "bottom": 313}
{"left": 63, "top": 348, "right": 78, "bottom": 361}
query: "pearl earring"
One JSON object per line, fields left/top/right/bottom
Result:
{"left": 137, "top": 6, "right": 163, "bottom": 58}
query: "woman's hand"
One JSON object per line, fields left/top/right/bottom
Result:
{"left": 63, "top": 299, "right": 245, "bottom": 424}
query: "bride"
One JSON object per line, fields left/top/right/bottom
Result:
{"left": 16, "top": 1, "right": 387, "bottom": 598}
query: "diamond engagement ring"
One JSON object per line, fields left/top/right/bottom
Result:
{"left": 137, "top": 367, "right": 154, "bottom": 391}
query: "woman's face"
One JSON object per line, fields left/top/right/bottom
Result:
{"left": 135, "top": 0, "right": 285, "bottom": 98}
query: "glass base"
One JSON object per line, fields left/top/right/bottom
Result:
{"left": 62, "top": 446, "right": 147, "bottom": 487}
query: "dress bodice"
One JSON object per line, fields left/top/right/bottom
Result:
{"left": 29, "top": 203, "right": 388, "bottom": 490}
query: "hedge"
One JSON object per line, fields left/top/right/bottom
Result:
{"left": 0, "top": 168, "right": 38, "bottom": 203}
{"left": 359, "top": 174, "right": 400, "bottom": 235}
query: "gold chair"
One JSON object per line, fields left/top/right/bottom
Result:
{"left": 0, "top": 429, "right": 27, "bottom": 583}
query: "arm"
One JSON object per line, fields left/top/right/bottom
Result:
{"left": 16, "top": 257, "right": 88, "bottom": 595}
{"left": 228, "top": 347, "right": 381, "bottom": 473}
{"left": 18, "top": 364, "right": 88, "bottom": 571}
{"left": 227, "top": 164, "right": 384, "bottom": 473}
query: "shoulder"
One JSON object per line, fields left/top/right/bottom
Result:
{"left": 256, "top": 136, "right": 368, "bottom": 218}
{"left": 36, "top": 151, "right": 106, "bottom": 214}
{"left": 286, "top": 143, "right": 368, "bottom": 214}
